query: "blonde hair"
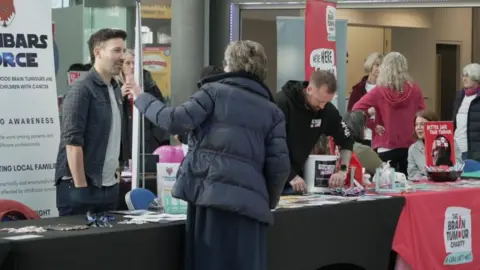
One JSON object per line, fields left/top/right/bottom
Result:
{"left": 376, "top": 52, "right": 412, "bottom": 92}
{"left": 116, "top": 49, "right": 135, "bottom": 84}
{"left": 363, "top": 52, "right": 383, "bottom": 74}
{"left": 463, "top": 63, "right": 480, "bottom": 83}
{"left": 224, "top": 40, "right": 268, "bottom": 81}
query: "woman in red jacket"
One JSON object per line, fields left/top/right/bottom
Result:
{"left": 347, "top": 52, "right": 383, "bottom": 146}
{"left": 352, "top": 52, "right": 425, "bottom": 175}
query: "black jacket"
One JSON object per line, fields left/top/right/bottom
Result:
{"left": 453, "top": 89, "right": 480, "bottom": 161}
{"left": 276, "top": 80, "right": 354, "bottom": 186}
{"left": 119, "top": 70, "right": 169, "bottom": 162}
{"left": 134, "top": 72, "right": 290, "bottom": 224}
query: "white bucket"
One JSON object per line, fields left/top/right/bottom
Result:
{"left": 304, "top": 155, "right": 337, "bottom": 193}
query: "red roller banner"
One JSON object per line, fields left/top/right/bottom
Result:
{"left": 305, "top": 0, "right": 337, "bottom": 80}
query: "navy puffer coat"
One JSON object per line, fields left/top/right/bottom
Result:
{"left": 134, "top": 71, "right": 290, "bottom": 224}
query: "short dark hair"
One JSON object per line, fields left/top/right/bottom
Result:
{"left": 200, "top": 65, "right": 223, "bottom": 79}
{"left": 88, "top": 28, "right": 127, "bottom": 64}
{"left": 310, "top": 70, "right": 337, "bottom": 93}
{"left": 413, "top": 110, "right": 439, "bottom": 140}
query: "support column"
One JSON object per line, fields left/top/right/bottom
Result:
{"left": 209, "top": 0, "right": 231, "bottom": 66}
{"left": 170, "top": 0, "right": 206, "bottom": 105}
{"left": 473, "top": 8, "right": 480, "bottom": 63}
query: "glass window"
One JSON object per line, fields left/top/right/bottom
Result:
{"left": 52, "top": 0, "right": 70, "bottom": 9}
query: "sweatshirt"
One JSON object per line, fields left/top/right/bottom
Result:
{"left": 276, "top": 80, "right": 354, "bottom": 187}
{"left": 352, "top": 82, "right": 425, "bottom": 150}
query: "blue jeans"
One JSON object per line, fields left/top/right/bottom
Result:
{"left": 462, "top": 152, "right": 469, "bottom": 160}
{"left": 56, "top": 180, "right": 119, "bottom": 216}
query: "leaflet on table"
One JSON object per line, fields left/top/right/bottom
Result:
{"left": 424, "top": 121, "right": 455, "bottom": 167}
{"left": 124, "top": 212, "right": 186, "bottom": 222}
{"left": 3, "top": 234, "right": 44, "bottom": 241}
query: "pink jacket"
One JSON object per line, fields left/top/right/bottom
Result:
{"left": 352, "top": 82, "right": 425, "bottom": 149}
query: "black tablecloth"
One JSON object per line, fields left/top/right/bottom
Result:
{"left": 269, "top": 197, "right": 405, "bottom": 270}
{"left": 0, "top": 197, "right": 405, "bottom": 270}
{"left": 0, "top": 240, "right": 11, "bottom": 269}
{"left": 0, "top": 216, "right": 184, "bottom": 270}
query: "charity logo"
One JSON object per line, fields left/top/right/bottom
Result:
{"left": 341, "top": 121, "right": 351, "bottom": 137}
{"left": 166, "top": 167, "right": 173, "bottom": 175}
{"left": 325, "top": 5, "right": 336, "bottom": 41}
{"left": 443, "top": 207, "right": 473, "bottom": 265}
{"left": 0, "top": 0, "right": 15, "bottom": 27}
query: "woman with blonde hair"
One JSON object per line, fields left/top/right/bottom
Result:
{"left": 116, "top": 49, "right": 168, "bottom": 164}
{"left": 352, "top": 52, "right": 425, "bottom": 175}
{"left": 128, "top": 40, "right": 290, "bottom": 270}
{"left": 347, "top": 52, "right": 383, "bottom": 145}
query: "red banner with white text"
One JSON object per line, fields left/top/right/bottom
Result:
{"left": 305, "top": 0, "right": 337, "bottom": 80}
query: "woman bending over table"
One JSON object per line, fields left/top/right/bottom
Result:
{"left": 408, "top": 110, "right": 463, "bottom": 179}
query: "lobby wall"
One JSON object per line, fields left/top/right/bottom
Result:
{"left": 240, "top": 7, "right": 473, "bottom": 111}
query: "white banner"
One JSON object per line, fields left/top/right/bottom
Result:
{"left": 0, "top": 0, "right": 61, "bottom": 217}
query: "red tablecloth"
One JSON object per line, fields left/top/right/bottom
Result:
{"left": 393, "top": 186, "right": 480, "bottom": 269}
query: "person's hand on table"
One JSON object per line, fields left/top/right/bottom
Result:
{"left": 289, "top": 176, "right": 307, "bottom": 193}
{"left": 329, "top": 171, "right": 347, "bottom": 188}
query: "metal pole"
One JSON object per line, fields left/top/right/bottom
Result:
{"left": 131, "top": 0, "right": 144, "bottom": 190}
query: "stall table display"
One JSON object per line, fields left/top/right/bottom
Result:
{"left": 393, "top": 180, "right": 480, "bottom": 270}
{"left": 0, "top": 215, "right": 184, "bottom": 270}
{"left": 0, "top": 196, "right": 404, "bottom": 270}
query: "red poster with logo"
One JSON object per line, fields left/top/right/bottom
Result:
{"left": 393, "top": 189, "right": 480, "bottom": 269}
{"left": 424, "top": 121, "right": 455, "bottom": 167}
{"left": 305, "top": 0, "right": 337, "bottom": 80}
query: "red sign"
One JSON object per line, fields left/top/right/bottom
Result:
{"left": 424, "top": 121, "right": 455, "bottom": 167}
{"left": 68, "top": 71, "right": 86, "bottom": 86}
{"left": 305, "top": 0, "right": 337, "bottom": 80}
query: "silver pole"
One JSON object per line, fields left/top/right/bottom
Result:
{"left": 131, "top": 0, "right": 144, "bottom": 190}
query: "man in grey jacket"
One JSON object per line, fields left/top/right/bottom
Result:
{"left": 55, "top": 28, "right": 126, "bottom": 216}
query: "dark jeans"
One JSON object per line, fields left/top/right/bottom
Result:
{"left": 378, "top": 148, "right": 409, "bottom": 176}
{"left": 462, "top": 152, "right": 468, "bottom": 160}
{"left": 56, "top": 180, "right": 119, "bottom": 216}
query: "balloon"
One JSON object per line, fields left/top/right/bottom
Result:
{"left": 153, "top": 145, "right": 184, "bottom": 163}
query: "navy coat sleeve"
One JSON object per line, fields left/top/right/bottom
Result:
{"left": 134, "top": 89, "right": 214, "bottom": 134}
{"left": 264, "top": 111, "right": 290, "bottom": 209}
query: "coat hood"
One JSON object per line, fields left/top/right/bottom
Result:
{"left": 279, "top": 80, "right": 309, "bottom": 108}
{"left": 380, "top": 82, "right": 420, "bottom": 108}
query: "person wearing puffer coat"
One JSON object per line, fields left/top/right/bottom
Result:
{"left": 129, "top": 40, "right": 290, "bottom": 270}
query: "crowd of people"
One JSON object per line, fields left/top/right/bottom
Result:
{"left": 54, "top": 28, "right": 480, "bottom": 270}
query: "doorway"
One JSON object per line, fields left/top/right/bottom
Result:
{"left": 436, "top": 43, "right": 460, "bottom": 120}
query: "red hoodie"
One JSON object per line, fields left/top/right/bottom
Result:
{"left": 352, "top": 82, "right": 425, "bottom": 149}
